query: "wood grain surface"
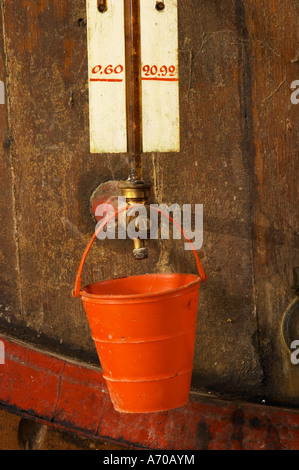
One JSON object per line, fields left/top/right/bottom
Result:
{"left": 0, "top": 0, "right": 297, "bottom": 408}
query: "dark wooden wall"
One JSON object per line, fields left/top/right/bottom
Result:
{"left": 0, "top": 0, "right": 298, "bottom": 407}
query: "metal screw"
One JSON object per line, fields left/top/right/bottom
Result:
{"left": 98, "top": 0, "right": 107, "bottom": 13}
{"left": 155, "top": 2, "right": 165, "bottom": 11}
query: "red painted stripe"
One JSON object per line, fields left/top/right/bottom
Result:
{"left": 90, "top": 78, "right": 123, "bottom": 82}
{"left": 0, "top": 334, "right": 299, "bottom": 450}
{"left": 141, "top": 77, "right": 179, "bottom": 81}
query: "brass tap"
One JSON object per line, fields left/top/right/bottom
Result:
{"left": 120, "top": 180, "right": 151, "bottom": 260}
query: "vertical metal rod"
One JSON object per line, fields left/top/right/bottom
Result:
{"left": 124, "top": 0, "right": 143, "bottom": 181}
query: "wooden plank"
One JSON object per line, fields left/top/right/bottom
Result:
{"left": 0, "top": 0, "right": 106, "bottom": 362}
{"left": 0, "top": 6, "right": 20, "bottom": 331}
{"left": 1, "top": 334, "right": 299, "bottom": 450}
{"left": 170, "top": 0, "right": 264, "bottom": 400}
{"left": 243, "top": 0, "right": 299, "bottom": 405}
{"left": 140, "top": 0, "right": 180, "bottom": 152}
{"left": 86, "top": 0, "right": 127, "bottom": 153}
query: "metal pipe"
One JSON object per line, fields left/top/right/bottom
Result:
{"left": 124, "top": 0, "right": 143, "bottom": 182}
{"left": 122, "top": 1, "right": 151, "bottom": 260}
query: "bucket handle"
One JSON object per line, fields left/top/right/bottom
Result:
{"left": 72, "top": 204, "right": 206, "bottom": 298}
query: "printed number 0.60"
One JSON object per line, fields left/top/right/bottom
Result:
{"left": 92, "top": 65, "right": 124, "bottom": 75}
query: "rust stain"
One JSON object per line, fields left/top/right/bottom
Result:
{"left": 196, "top": 420, "right": 212, "bottom": 450}
{"left": 265, "top": 422, "right": 281, "bottom": 450}
{"left": 230, "top": 409, "right": 245, "bottom": 450}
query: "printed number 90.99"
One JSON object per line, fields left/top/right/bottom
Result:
{"left": 142, "top": 65, "right": 176, "bottom": 77}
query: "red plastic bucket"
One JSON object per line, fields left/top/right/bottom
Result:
{"left": 73, "top": 205, "right": 206, "bottom": 413}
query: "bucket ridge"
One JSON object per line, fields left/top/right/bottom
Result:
{"left": 91, "top": 327, "right": 197, "bottom": 344}
{"left": 103, "top": 367, "right": 193, "bottom": 383}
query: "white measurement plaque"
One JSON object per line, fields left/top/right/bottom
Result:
{"left": 140, "top": 0, "right": 180, "bottom": 152}
{"left": 86, "top": 0, "right": 127, "bottom": 153}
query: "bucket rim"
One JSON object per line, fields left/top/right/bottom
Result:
{"left": 79, "top": 272, "right": 201, "bottom": 302}
{"left": 73, "top": 205, "right": 206, "bottom": 299}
